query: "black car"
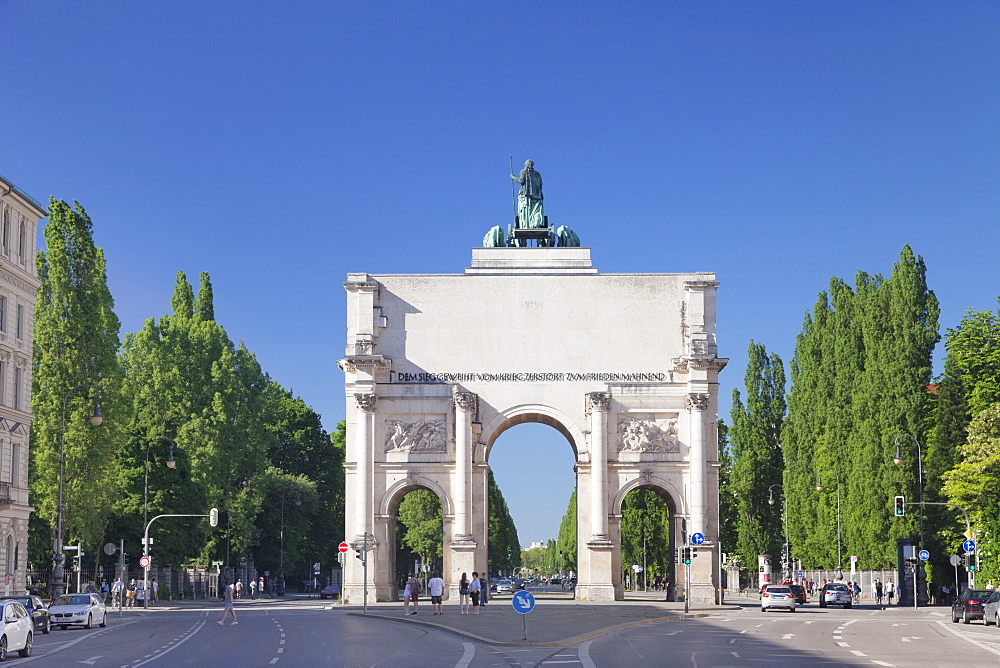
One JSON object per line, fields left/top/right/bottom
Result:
{"left": 0, "top": 595, "right": 50, "bottom": 634}
{"left": 789, "top": 584, "right": 808, "bottom": 604}
{"left": 952, "top": 588, "right": 991, "bottom": 624}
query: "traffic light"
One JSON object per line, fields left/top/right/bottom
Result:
{"left": 355, "top": 549, "right": 363, "bottom": 560}
{"left": 507, "top": 549, "right": 512, "bottom": 558}
{"left": 894, "top": 496, "right": 905, "bottom": 517}
{"left": 673, "top": 548, "right": 679, "bottom": 564}
{"left": 209, "top": 507, "right": 219, "bottom": 527}
{"left": 690, "top": 547, "right": 698, "bottom": 560}
{"left": 969, "top": 562, "right": 977, "bottom": 572}
{"left": 124, "top": 553, "right": 130, "bottom": 565}
{"left": 682, "top": 548, "right": 692, "bottom": 564}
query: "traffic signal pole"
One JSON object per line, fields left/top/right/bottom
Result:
{"left": 143, "top": 510, "right": 218, "bottom": 609}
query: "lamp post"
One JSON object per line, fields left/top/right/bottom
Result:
{"left": 768, "top": 484, "right": 789, "bottom": 580}
{"left": 142, "top": 437, "right": 176, "bottom": 608}
{"left": 893, "top": 434, "right": 924, "bottom": 549}
{"left": 53, "top": 385, "right": 103, "bottom": 600}
{"left": 816, "top": 467, "right": 842, "bottom": 578}
{"left": 278, "top": 487, "right": 301, "bottom": 596}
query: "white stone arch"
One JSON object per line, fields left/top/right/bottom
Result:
{"left": 379, "top": 476, "right": 454, "bottom": 518}
{"left": 611, "top": 474, "right": 686, "bottom": 517}
{"left": 480, "top": 403, "right": 586, "bottom": 460}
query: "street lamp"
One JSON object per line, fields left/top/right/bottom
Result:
{"left": 142, "top": 437, "right": 176, "bottom": 608}
{"left": 768, "top": 485, "right": 789, "bottom": 580}
{"left": 816, "top": 467, "right": 842, "bottom": 578}
{"left": 53, "top": 385, "right": 103, "bottom": 600}
{"left": 278, "top": 487, "right": 301, "bottom": 596}
{"left": 893, "top": 434, "right": 924, "bottom": 549}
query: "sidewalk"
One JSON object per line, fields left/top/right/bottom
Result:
{"left": 343, "top": 595, "right": 739, "bottom": 647}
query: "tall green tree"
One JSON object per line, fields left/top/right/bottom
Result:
{"left": 487, "top": 470, "right": 521, "bottom": 573}
{"left": 730, "top": 341, "right": 786, "bottom": 576}
{"left": 396, "top": 489, "right": 443, "bottom": 582}
{"left": 30, "top": 199, "right": 124, "bottom": 571}
{"left": 620, "top": 489, "right": 672, "bottom": 586}
{"left": 717, "top": 420, "right": 738, "bottom": 558}
{"left": 556, "top": 489, "right": 577, "bottom": 571}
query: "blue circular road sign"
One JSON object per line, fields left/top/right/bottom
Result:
{"left": 511, "top": 590, "right": 536, "bottom": 614}
{"left": 691, "top": 533, "right": 705, "bottom": 545}
{"left": 963, "top": 539, "right": 976, "bottom": 553}
{"left": 918, "top": 549, "right": 930, "bottom": 561}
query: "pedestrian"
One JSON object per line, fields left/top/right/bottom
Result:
{"left": 479, "top": 574, "right": 488, "bottom": 606}
{"left": 218, "top": 579, "right": 238, "bottom": 625}
{"left": 874, "top": 579, "right": 883, "bottom": 606}
{"left": 111, "top": 578, "right": 123, "bottom": 607}
{"left": 235, "top": 579, "right": 243, "bottom": 600}
{"left": 428, "top": 571, "right": 445, "bottom": 615}
{"left": 886, "top": 579, "right": 895, "bottom": 605}
{"left": 469, "top": 571, "right": 481, "bottom": 614}
{"left": 126, "top": 578, "right": 137, "bottom": 608}
{"left": 459, "top": 573, "right": 471, "bottom": 614}
{"left": 249, "top": 579, "right": 256, "bottom": 599}
{"left": 403, "top": 572, "right": 421, "bottom": 615}
{"left": 259, "top": 576, "right": 265, "bottom": 597}
{"left": 987, "top": 579, "right": 996, "bottom": 590}
{"left": 852, "top": 581, "right": 860, "bottom": 603}
{"left": 150, "top": 577, "right": 159, "bottom": 605}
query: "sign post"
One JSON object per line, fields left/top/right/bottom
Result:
{"left": 511, "top": 590, "right": 536, "bottom": 640}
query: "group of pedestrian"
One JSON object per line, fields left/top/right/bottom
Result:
{"left": 404, "top": 572, "right": 492, "bottom": 616}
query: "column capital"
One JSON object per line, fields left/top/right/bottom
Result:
{"left": 586, "top": 392, "right": 611, "bottom": 412}
{"left": 686, "top": 393, "right": 709, "bottom": 412}
{"left": 453, "top": 391, "right": 477, "bottom": 412}
{"left": 354, "top": 393, "right": 378, "bottom": 412}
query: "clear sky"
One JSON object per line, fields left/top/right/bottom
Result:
{"left": 4, "top": 2, "right": 997, "bottom": 547}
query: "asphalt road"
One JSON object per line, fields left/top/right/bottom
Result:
{"left": 5, "top": 597, "right": 1000, "bottom": 667}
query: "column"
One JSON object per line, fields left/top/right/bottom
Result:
{"left": 354, "top": 392, "right": 377, "bottom": 539}
{"left": 587, "top": 392, "right": 611, "bottom": 540}
{"left": 686, "top": 392, "right": 709, "bottom": 537}
{"left": 452, "top": 390, "right": 476, "bottom": 542}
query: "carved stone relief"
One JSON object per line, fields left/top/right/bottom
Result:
{"left": 617, "top": 416, "right": 679, "bottom": 453}
{"left": 384, "top": 419, "right": 446, "bottom": 452}
{"left": 354, "top": 393, "right": 378, "bottom": 412}
{"left": 686, "top": 393, "right": 709, "bottom": 412}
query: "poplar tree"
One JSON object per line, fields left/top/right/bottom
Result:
{"left": 30, "top": 199, "right": 123, "bottom": 568}
{"left": 729, "top": 341, "right": 785, "bottom": 574}
{"left": 556, "top": 489, "right": 577, "bottom": 571}
{"left": 620, "top": 489, "right": 672, "bottom": 585}
{"left": 487, "top": 470, "right": 521, "bottom": 573}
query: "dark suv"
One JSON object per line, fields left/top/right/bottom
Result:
{"left": 789, "top": 584, "right": 807, "bottom": 604}
{"left": 952, "top": 588, "right": 992, "bottom": 624}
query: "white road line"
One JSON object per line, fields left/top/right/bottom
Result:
{"left": 935, "top": 620, "right": 1000, "bottom": 657}
{"left": 269, "top": 658, "right": 279, "bottom": 664}
{"left": 836, "top": 641, "right": 850, "bottom": 647}
{"left": 729, "top": 639, "right": 736, "bottom": 644}
{"left": 456, "top": 641, "right": 476, "bottom": 668}
{"left": 851, "top": 650, "right": 867, "bottom": 656}
{"left": 731, "top": 652, "right": 740, "bottom": 658}
{"left": 132, "top": 620, "right": 207, "bottom": 667}
{"left": 578, "top": 640, "right": 595, "bottom": 668}
{"left": 871, "top": 661, "right": 894, "bottom": 666}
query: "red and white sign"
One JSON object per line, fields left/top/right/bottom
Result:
{"left": 338, "top": 542, "right": 350, "bottom": 553}
{"left": 139, "top": 556, "right": 151, "bottom": 569}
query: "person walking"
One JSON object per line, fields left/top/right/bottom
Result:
{"left": 111, "top": 578, "right": 123, "bottom": 607}
{"left": 479, "top": 574, "right": 489, "bottom": 607}
{"left": 126, "top": 579, "right": 137, "bottom": 608}
{"left": 874, "top": 579, "right": 883, "bottom": 606}
{"left": 150, "top": 577, "right": 159, "bottom": 606}
{"left": 235, "top": 579, "right": 243, "bottom": 600}
{"left": 428, "top": 571, "right": 445, "bottom": 615}
{"left": 249, "top": 579, "right": 256, "bottom": 599}
{"left": 403, "top": 573, "right": 421, "bottom": 615}
{"left": 886, "top": 579, "right": 895, "bottom": 605}
{"left": 218, "top": 580, "right": 238, "bottom": 625}
{"left": 469, "top": 571, "right": 482, "bottom": 614}
{"left": 459, "top": 573, "right": 471, "bottom": 614}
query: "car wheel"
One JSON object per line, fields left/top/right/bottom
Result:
{"left": 0, "top": 634, "right": 7, "bottom": 661}
{"left": 18, "top": 633, "right": 31, "bottom": 658}
{"left": 819, "top": 600, "right": 826, "bottom": 608}
{"left": 43, "top": 618, "right": 50, "bottom": 635}
{"left": 85, "top": 614, "right": 92, "bottom": 629}
{"left": 761, "top": 607, "right": 766, "bottom": 613}
{"left": 100, "top": 613, "right": 107, "bottom": 628}
{"left": 963, "top": 611, "right": 971, "bottom": 624}
{"left": 845, "top": 602, "right": 852, "bottom": 609}
{"left": 996, "top": 613, "right": 999, "bottom": 628}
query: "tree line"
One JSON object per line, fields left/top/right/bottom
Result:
{"left": 28, "top": 200, "right": 344, "bottom": 585}
{"left": 724, "top": 244, "right": 1000, "bottom": 586}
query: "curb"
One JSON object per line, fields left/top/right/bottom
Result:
{"left": 345, "top": 610, "right": 713, "bottom": 647}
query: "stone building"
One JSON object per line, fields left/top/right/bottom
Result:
{"left": 0, "top": 174, "right": 43, "bottom": 595}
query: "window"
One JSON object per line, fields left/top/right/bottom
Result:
{"left": 4, "top": 536, "right": 10, "bottom": 577}
{"left": 0, "top": 296, "right": 6, "bottom": 332}
{"left": 10, "top": 443, "right": 17, "bottom": 488}
{"left": 1, "top": 209, "right": 7, "bottom": 255}
{"left": 12, "top": 368, "right": 19, "bottom": 411}
{"left": 15, "top": 305, "right": 22, "bottom": 339}
{"left": 17, "top": 221, "right": 24, "bottom": 263}
{"left": 0, "top": 362, "right": 5, "bottom": 405}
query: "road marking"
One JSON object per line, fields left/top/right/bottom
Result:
{"left": 739, "top": 630, "right": 748, "bottom": 634}
{"left": 279, "top": 639, "right": 285, "bottom": 645}
{"left": 804, "top": 621, "right": 813, "bottom": 624}
{"left": 901, "top": 637, "right": 921, "bottom": 642}
{"left": 456, "top": 642, "right": 477, "bottom": 668}
{"left": 729, "top": 639, "right": 736, "bottom": 644}
{"left": 833, "top": 635, "right": 843, "bottom": 640}
{"left": 782, "top": 634, "right": 795, "bottom": 639}
{"left": 578, "top": 640, "right": 596, "bottom": 668}
{"left": 850, "top": 650, "right": 867, "bottom": 656}
{"left": 541, "top": 662, "right": 580, "bottom": 664}
{"left": 731, "top": 652, "right": 740, "bottom": 658}
{"left": 871, "top": 662, "right": 894, "bottom": 666}
{"left": 131, "top": 620, "right": 207, "bottom": 668}
{"left": 837, "top": 641, "right": 850, "bottom": 647}
{"left": 665, "top": 631, "right": 682, "bottom": 636}
{"left": 270, "top": 659, "right": 279, "bottom": 665}
{"left": 935, "top": 620, "right": 1000, "bottom": 657}
{"left": 78, "top": 657, "right": 103, "bottom": 665}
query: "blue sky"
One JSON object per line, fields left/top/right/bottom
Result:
{"left": 4, "top": 2, "right": 997, "bottom": 546}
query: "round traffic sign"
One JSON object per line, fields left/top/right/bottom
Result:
{"left": 339, "top": 542, "right": 350, "bottom": 553}
{"left": 103, "top": 542, "right": 117, "bottom": 556}
{"left": 139, "top": 556, "right": 150, "bottom": 569}
{"left": 918, "top": 549, "right": 930, "bottom": 561}
{"left": 511, "top": 590, "right": 536, "bottom": 614}
{"left": 691, "top": 533, "right": 705, "bottom": 545}
{"left": 963, "top": 539, "right": 977, "bottom": 553}
{"left": 950, "top": 555, "right": 962, "bottom": 567}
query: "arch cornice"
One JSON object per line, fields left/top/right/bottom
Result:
{"left": 611, "top": 474, "right": 686, "bottom": 516}
{"left": 379, "top": 475, "right": 454, "bottom": 517}
{"left": 480, "top": 403, "right": 586, "bottom": 458}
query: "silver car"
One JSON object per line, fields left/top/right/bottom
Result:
{"left": 982, "top": 589, "right": 1000, "bottom": 627}
{"left": 48, "top": 593, "right": 107, "bottom": 630}
{"left": 761, "top": 584, "right": 796, "bottom": 613}
{"left": 820, "top": 583, "right": 853, "bottom": 609}
{"left": 0, "top": 600, "right": 33, "bottom": 659}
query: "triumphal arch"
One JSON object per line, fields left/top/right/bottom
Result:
{"left": 339, "top": 165, "right": 726, "bottom": 603}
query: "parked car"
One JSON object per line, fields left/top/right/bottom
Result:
{"left": 0, "top": 599, "right": 33, "bottom": 659}
{"left": 952, "top": 588, "right": 992, "bottom": 624}
{"left": 0, "top": 596, "right": 49, "bottom": 635}
{"left": 760, "top": 584, "right": 796, "bottom": 613}
{"left": 48, "top": 593, "right": 107, "bottom": 630}
{"left": 982, "top": 589, "right": 1000, "bottom": 627}
{"left": 819, "top": 583, "right": 852, "bottom": 609}
{"left": 495, "top": 580, "right": 514, "bottom": 594}
{"left": 319, "top": 585, "right": 341, "bottom": 600}
{"left": 789, "top": 584, "right": 808, "bottom": 604}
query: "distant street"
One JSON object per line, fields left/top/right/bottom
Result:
{"left": 7, "top": 594, "right": 1000, "bottom": 667}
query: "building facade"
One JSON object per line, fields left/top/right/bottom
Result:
{"left": 0, "top": 175, "right": 43, "bottom": 595}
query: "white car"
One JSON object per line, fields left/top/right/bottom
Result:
{"left": 48, "top": 593, "right": 107, "bottom": 630}
{"left": 0, "top": 600, "right": 34, "bottom": 660}
{"left": 495, "top": 580, "right": 513, "bottom": 593}
{"left": 761, "top": 584, "right": 796, "bottom": 613}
